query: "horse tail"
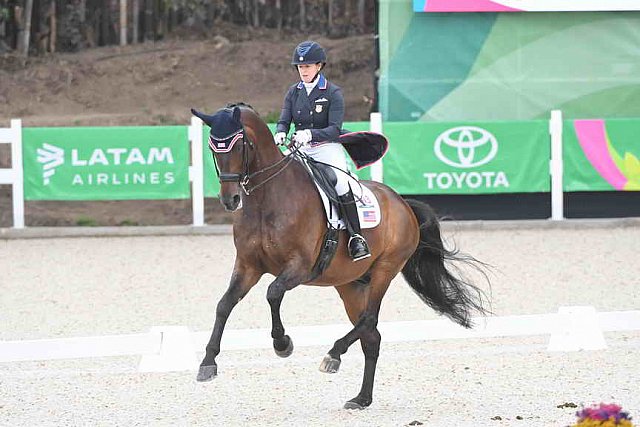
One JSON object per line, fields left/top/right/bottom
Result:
{"left": 401, "top": 199, "right": 490, "bottom": 328}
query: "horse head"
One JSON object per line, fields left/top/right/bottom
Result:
{"left": 191, "top": 103, "right": 277, "bottom": 212}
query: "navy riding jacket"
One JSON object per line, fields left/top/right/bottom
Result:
{"left": 276, "top": 74, "right": 344, "bottom": 143}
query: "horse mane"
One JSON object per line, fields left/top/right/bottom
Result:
{"left": 225, "top": 102, "right": 258, "bottom": 115}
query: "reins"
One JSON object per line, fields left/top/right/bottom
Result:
{"left": 240, "top": 139, "right": 301, "bottom": 195}
{"left": 212, "top": 132, "right": 302, "bottom": 196}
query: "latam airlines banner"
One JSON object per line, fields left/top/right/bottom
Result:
{"left": 382, "top": 120, "right": 549, "bottom": 194}
{"left": 413, "top": 0, "right": 640, "bottom": 12}
{"left": 23, "top": 127, "right": 190, "bottom": 200}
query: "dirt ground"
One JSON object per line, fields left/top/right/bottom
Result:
{"left": 0, "top": 26, "right": 376, "bottom": 227}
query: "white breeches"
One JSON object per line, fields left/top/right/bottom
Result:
{"left": 300, "top": 142, "right": 352, "bottom": 195}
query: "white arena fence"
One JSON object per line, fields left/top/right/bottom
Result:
{"left": 1, "top": 306, "right": 639, "bottom": 373}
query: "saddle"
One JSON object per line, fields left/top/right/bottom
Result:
{"left": 296, "top": 154, "right": 382, "bottom": 279}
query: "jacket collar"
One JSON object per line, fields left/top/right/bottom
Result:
{"left": 296, "top": 74, "right": 327, "bottom": 90}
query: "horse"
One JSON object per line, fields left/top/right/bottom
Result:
{"left": 191, "top": 103, "right": 489, "bottom": 410}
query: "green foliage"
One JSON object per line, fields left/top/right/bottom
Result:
{"left": 76, "top": 216, "right": 97, "bottom": 227}
{"left": 263, "top": 110, "right": 280, "bottom": 124}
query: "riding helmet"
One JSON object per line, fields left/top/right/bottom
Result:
{"left": 291, "top": 41, "right": 327, "bottom": 65}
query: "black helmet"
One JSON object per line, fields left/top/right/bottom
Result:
{"left": 291, "top": 41, "right": 326, "bottom": 65}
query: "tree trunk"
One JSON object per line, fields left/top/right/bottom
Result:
{"left": 299, "top": 0, "right": 305, "bottom": 31}
{"left": 144, "top": 0, "right": 152, "bottom": 41}
{"left": 132, "top": 0, "right": 138, "bottom": 43}
{"left": 18, "top": 0, "right": 34, "bottom": 56}
{"left": 252, "top": 0, "right": 259, "bottom": 27}
{"left": 119, "top": 0, "right": 127, "bottom": 45}
{"left": 49, "top": 0, "right": 56, "bottom": 53}
{"left": 327, "top": 0, "right": 333, "bottom": 33}
{"left": 275, "top": 0, "right": 281, "bottom": 31}
{"left": 100, "top": 0, "right": 109, "bottom": 45}
{"left": 358, "top": 0, "right": 365, "bottom": 30}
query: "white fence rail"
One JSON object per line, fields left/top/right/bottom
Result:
{"left": 1, "top": 307, "right": 638, "bottom": 373}
{"left": 0, "top": 119, "right": 24, "bottom": 228}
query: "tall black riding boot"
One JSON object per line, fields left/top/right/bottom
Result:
{"left": 338, "top": 191, "right": 371, "bottom": 261}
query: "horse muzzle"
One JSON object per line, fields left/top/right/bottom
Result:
{"left": 220, "top": 193, "right": 242, "bottom": 212}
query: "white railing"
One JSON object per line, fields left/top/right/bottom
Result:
{"left": 549, "top": 109, "right": 564, "bottom": 220}
{"left": 0, "top": 119, "right": 24, "bottom": 228}
{"left": 1, "top": 307, "right": 639, "bottom": 372}
{"left": 189, "top": 116, "right": 205, "bottom": 227}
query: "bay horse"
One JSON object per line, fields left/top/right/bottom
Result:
{"left": 191, "top": 104, "right": 489, "bottom": 410}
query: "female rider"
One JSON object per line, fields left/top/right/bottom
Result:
{"left": 274, "top": 40, "right": 370, "bottom": 262}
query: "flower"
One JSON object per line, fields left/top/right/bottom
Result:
{"left": 572, "top": 403, "right": 634, "bottom": 427}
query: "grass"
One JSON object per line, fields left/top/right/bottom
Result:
{"left": 75, "top": 216, "right": 98, "bottom": 226}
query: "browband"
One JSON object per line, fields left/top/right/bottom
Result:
{"left": 209, "top": 132, "right": 244, "bottom": 153}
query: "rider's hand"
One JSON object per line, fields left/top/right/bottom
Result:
{"left": 274, "top": 132, "right": 287, "bottom": 146}
{"left": 292, "top": 129, "right": 312, "bottom": 146}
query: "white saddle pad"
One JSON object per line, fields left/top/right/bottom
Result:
{"left": 313, "top": 175, "right": 381, "bottom": 230}
{"left": 294, "top": 155, "right": 381, "bottom": 229}
{"left": 319, "top": 182, "right": 381, "bottom": 230}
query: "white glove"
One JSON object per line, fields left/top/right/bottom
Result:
{"left": 292, "top": 129, "right": 313, "bottom": 146}
{"left": 274, "top": 132, "right": 287, "bottom": 146}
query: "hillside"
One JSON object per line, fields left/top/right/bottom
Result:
{"left": 0, "top": 28, "right": 376, "bottom": 227}
{"left": 0, "top": 27, "right": 376, "bottom": 127}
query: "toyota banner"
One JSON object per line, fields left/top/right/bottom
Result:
{"left": 23, "top": 126, "right": 190, "bottom": 200}
{"left": 382, "top": 121, "right": 550, "bottom": 195}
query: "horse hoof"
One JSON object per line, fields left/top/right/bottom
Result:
{"left": 318, "top": 354, "right": 341, "bottom": 373}
{"left": 196, "top": 365, "right": 217, "bottom": 382}
{"left": 274, "top": 335, "right": 294, "bottom": 358}
{"left": 344, "top": 399, "right": 370, "bottom": 410}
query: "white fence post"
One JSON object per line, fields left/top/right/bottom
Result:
{"left": 0, "top": 119, "right": 24, "bottom": 228}
{"left": 369, "top": 112, "right": 384, "bottom": 183}
{"left": 549, "top": 110, "right": 564, "bottom": 220}
{"left": 189, "top": 117, "right": 204, "bottom": 226}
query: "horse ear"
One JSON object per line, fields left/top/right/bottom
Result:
{"left": 232, "top": 106, "right": 242, "bottom": 123}
{"left": 191, "top": 108, "right": 214, "bottom": 125}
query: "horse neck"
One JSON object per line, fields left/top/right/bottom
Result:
{"left": 243, "top": 137, "right": 311, "bottom": 212}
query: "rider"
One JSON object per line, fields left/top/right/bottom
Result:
{"left": 274, "top": 40, "right": 371, "bottom": 262}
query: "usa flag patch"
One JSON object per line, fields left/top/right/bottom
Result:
{"left": 362, "top": 210, "right": 377, "bottom": 222}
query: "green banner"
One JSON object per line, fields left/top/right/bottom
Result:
{"left": 23, "top": 126, "right": 190, "bottom": 200}
{"left": 564, "top": 118, "right": 640, "bottom": 191}
{"left": 382, "top": 120, "right": 549, "bottom": 194}
{"left": 202, "top": 122, "right": 372, "bottom": 198}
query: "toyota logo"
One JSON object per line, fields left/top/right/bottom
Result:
{"left": 434, "top": 126, "right": 498, "bottom": 168}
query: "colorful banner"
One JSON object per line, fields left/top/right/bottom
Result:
{"left": 564, "top": 119, "right": 640, "bottom": 191}
{"left": 382, "top": 120, "right": 549, "bottom": 194}
{"left": 203, "top": 122, "right": 372, "bottom": 198}
{"left": 380, "top": 1, "right": 640, "bottom": 121}
{"left": 413, "top": 0, "right": 640, "bottom": 12}
{"left": 23, "top": 126, "right": 190, "bottom": 200}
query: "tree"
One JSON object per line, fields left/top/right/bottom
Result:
{"left": 16, "top": 0, "right": 34, "bottom": 56}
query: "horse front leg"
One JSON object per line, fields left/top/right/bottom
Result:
{"left": 197, "top": 263, "right": 262, "bottom": 382}
{"left": 266, "top": 273, "right": 301, "bottom": 358}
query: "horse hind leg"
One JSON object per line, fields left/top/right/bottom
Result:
{"left": 320, "top": 276, "right": 369, "bottom": 374}
{"left": 328, "top": 266, "right": 397, "bottom": 410}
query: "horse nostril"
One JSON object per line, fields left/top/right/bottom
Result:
{"left": 232, "top": 195, "right": 240, "bottom": 206}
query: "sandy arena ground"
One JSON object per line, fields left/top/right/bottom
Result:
{"left": 1, "top": 222, "right": 639, "bottom": 426}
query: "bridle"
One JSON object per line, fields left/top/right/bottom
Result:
{"left": 210, "top": 128, "right": 298, "bottom": 196}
